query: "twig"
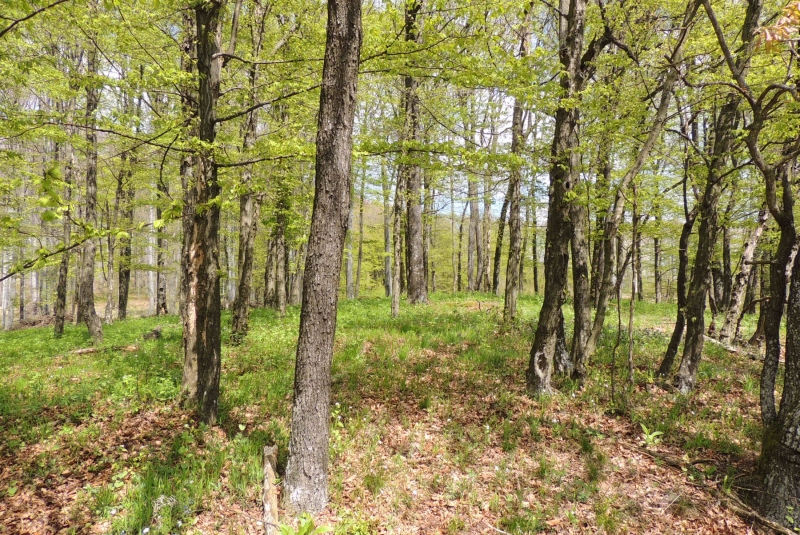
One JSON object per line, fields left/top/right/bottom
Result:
{"left": 483, "top": 520, "right": 512, "bottom": 535}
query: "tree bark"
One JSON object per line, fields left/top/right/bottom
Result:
{"left": 231, "top": 4, "right": 267, "bottom": 340}
{"left": 653, "top": 220, "right": 662, "bottom": 303}
{"left": 403, "top": 0, "right": 426, "bottom": 305}
{"left": 493, "top": 190, "right": 510, "bottom": 296}
{"left": 675, "top": 0, "right": 759, "bottom": 393}
{"left": 657, "top": 205, "right": 697, "bottom": 378}
{"left": 80, "top": 43, "right": 103, "bottom": 343}
{"left": 346, "top": 194, "right": 355, "bottom": 299}
{"left": 276, "top": 207, "right": 287, "bottom": 317}
{"left": 355, "top": 164, "right": 365, "bottom": 298}
{"left": 181, "top": 0, "right": 224, "bottom": 425}
{"left": 391, "top": 160, "right": 405, "bottom": 317}
{"left": 382, "top": 163, "right": 392, "bottom": 297}
{"left": 155, "top": 178, "right": 169, "bottom": 316}
{"left": 283, "top": 0, "right": 361, "bottom": 513}
{"left": 719, "top": 208, "right": 768, "bottom": 342}
{"left": 503, "top": 96, "right": 523, "bottom": 321}
{"left": 54, "top": 128, "right": 74, "bottom": 337}
{"left": 467, "top": 171, "right": 480, "bottom": 292}
{"left": 674, "top": 97, "right": 740, "bottom": 394}
{"left": 179, "top": 11, "right": 198, "bottom": 324}
{"left": 450, "top": 173, "right": 458, "bottom": 293}
{"left": 526, "top": 0, "right": 611, "bottom": 395}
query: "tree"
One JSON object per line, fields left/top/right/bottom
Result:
{"left": 180, "top": 0, "right": 226, "bottom": 424}
{"left": 284, "top": 0, "right": 362, "bottom": 513}
{"left": 526, "top": 0, "right": 611, "bottom": 394}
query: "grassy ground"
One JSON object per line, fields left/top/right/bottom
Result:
{"left": 0, "top": 293, "right": 773, "bottom": 534}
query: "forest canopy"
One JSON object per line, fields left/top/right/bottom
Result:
{"left": 2, "top": 0, "right": 800, "bottom": 532}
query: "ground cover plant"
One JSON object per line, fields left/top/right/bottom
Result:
{"left": 0, "top": 294, "right": 773, "bottom": 534}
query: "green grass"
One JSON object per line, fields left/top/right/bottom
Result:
{"left": 0, "top": 293, "right": 768, "bottom": 533}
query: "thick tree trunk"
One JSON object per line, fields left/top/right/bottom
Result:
{"left": 181, "top": 1, "right": 224, "bottom": 425}
{"left": 762, "top": 193, "right": 795, "bottom": 425}
{"left": 759, "top": 223, "right": 800, "bottom": 524}
{"left": 527, "top": 93, "right": 578, "bottom": 393}
{"left": 80, "top": 44, "right": 103, "bottom": 343}
{"left": 283, "top": 0, "right": 361, "bottom": 512}
{"left": 719, "top": 208, "right": 768, "bottom": 342}
{"left": 570, "top": 186, "right": 592, "bottom": 381}
{"left": 403, "top": 74, "right": 426, "bottom": 302}
{"left": 527, "top": 0, "right": 606, "bottom": 395}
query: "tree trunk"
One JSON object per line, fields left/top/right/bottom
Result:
{"left": 391, "top": 160, "right": 405, "bottom": 317}
{"left": 156, "top": 179, "right": 169, "bottom": 316}
{"left": 457, "top": 205, "right": 466, "bottom": 292}
{"left": 283, "top": 0, "right": 361, "bottom": 512}
{"left": 627, "top": 186, "right": 639, "bottom": 386}
{"left": 467, "top": 171, "right": 480, "bottom": 292}
{"left": 382, "top": 163, "right": 392, "bottom": 297}
{"left": 54, "top": 132, "right": 74, "bottom": 337}
{"left": 2, "top": 251, "right": 14, "bottom": 330}
{"left": 181, "top": 0, "right": 224, "bottom": 425}
{"left": 231, "top": 1, "right": 266, "bottom": 340}
{"left": 450, "top": 173, "right": 458, "bottom": 293}
{"left": 178, "top": 10, "right": 198, "bottom": 324}
{"left": 494, "top": 191, "right": 510, "bottom": 296}
{"left": 674, "top": 97, "right": 739, "bottom": 394}
{"left": 503, "top": 13, "right": 529, "bottom": 314}
{"left": 504, "top": 97, "right": 523, "bottom": 321}
{"left": 480, "top": 173, "right": 492, "bottom": 292}
{"left": 403, "top": 1, "right": 426, "bottom": 305}
{"left": 657, "top": 205, "right": 697, "bottom": 377}
{"left": 532, "top": 193, "right": 539, "bottom": 294}
{"left": 653, "top": 232, "right": 662, "bottom": 303}
{"left": 355, "top": 165, "right": 365, "bottom": 298}
{"left": 570, "top": 183, "right": 592, "bottom": 381}
{"left": 759, "top": 219, "right": 800, "bottom": 523}
{"left": 80, "top": 43, "right": 103, "bottom": 343}
{"left": 519, "top": 198, "right": 528, "bottom": 294}
{"left": 719, "top": 208, "right": 768, "bottom": 342}
{"left": 583, "top": 0, "right": 696, "bottom": 359}
{"left": 346, "top": 195, "right": 355, "bottom": 299}
{"left": 720, "top": 192, "right": 736, "bottom": 310}
{"left": 590, "top": 141, "right": 612, "bottom": 307}
{"left": 276, "top": 208, "right": 287, "bottom": 317}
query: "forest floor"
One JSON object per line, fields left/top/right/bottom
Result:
{"left": 0, "top": 293, "right": 778, "bottom": 534}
